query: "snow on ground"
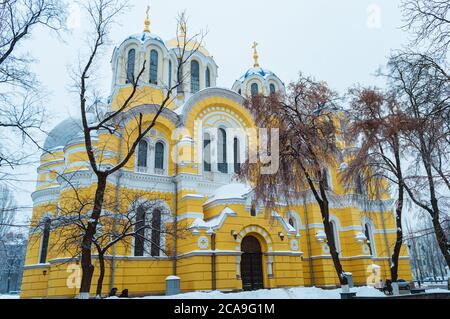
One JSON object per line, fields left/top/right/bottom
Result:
{"left": 422, "top": 288, "right": 450, "bottom": 294}
{"left": 0, "top": 294, "right": 20, "bottom": 299}
{"left": 115, "top": 286, "right": 387, "bottom": 299}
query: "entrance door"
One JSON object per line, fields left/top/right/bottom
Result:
{"left": 241, "top": 236, "right": 264, "bottom": 291}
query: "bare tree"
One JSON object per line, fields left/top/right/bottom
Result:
{"left": 0, "top": 0, "right": 66, "bottom": 173}
{"left": 73, "top": 1, "right": 206, "bottom": 297}
{"left": 0, "top": 184, "right": 16, "bottom": 241}
{"left": 386, "top": 52, "right": 450, "bottom": 268}
{"left": 343, "top": 87, "right": 411, "bottom": 282}
{"left": 239, "top": 74, "right": 349, "bottom": 285}
{"left": 0, "top": 231, "right": 27, "bottom": 293}
{"left": 31, "top": 179, "right": 187, "bottom": 298}
{"left": 401, "top": 0, "right": 450, "bottom": 56}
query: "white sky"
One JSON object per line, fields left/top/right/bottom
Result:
{"left": 10, "top": 0, "right": 410, "bottom": 224}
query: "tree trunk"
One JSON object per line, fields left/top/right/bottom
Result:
{"left": 390, "top": 182, "right": 404, "bottom": 282}
{"left": 431, "top": 216, "right": 450, "bottom": 268}
{"left": 321, "top": 194, "right": 348, "bottom": 286}
{"left": 79, "top": 175, "right": 107, "bottom": 296}
{"left": 96, "top": 252, "right": 105, "bottom": 298}
{"left": 419, "top": 138, "right": 450, "bottom": 268}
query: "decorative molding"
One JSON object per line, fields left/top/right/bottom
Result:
{"left": 181, "top": 88, "right": 245, "bottom": 125}
{"left": 23, "top": 263, "right": 50, "bottom": 270}
{"left": 264, "top": 251, "right": 303, "bottom": 257}
{"left": 31, "top": 186, "right": 60, "bottom": 205}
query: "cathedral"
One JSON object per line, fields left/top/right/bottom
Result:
{"left": 21, "top": 11, "right": 411, "bottom": 298}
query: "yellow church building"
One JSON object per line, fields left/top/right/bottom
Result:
{"left": 20, "top": 12, "right": 411, "bottom": 298}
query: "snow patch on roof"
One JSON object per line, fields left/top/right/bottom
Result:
{"left": 190, "top": 207, "right": 237, "bottom": 230}
{"left": 204, "top": 183, "right": 252, "bottom": 205}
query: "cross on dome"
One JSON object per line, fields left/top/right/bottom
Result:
{"left": 144, "top": 5, "right": 151, "bottom": 33}
{"left": 252, "top": 41, "right": 260, "bottom": 68}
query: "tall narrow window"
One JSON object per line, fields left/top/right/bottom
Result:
{"left": 150, "top": 50, "right": 158, "bottom": 85}
{"left": 203, "top": 133, "right": 211, "bottom": 172}
{"left": 126, "top": 49, "right": 136, "bottom": 84}
{"left": 218, "top": 128, "right": 228, "bottom": 173}
{"left": 205, "top": 67, "right": 211, "bottom": 88}
{"left": 39, "top": 218, "right": 51, "bottom": 264}
{"left": 365, "top": 224, "right": 373, "bottom": 256}
{"left": 270, "top": 83, "right": 276, "bottom": 95}
{"left": 233, "top": 137, "right": 240, "bottom": 174}
{"left": 177, "top": 59, "right": 183, "bottom": 93}
{"left": 191, "top": 60, "right": 200, "bottom": 93}
{"left": 137, "top": 140, "right": 148, "bottom": 168}
{"left": 250, "top": 202, "right": 257, "bottom": 217}
{"left": 134, "top": 206, "right": 146, "bottom": 257}
{"left": 251, "top": 83, "right": 259, "bottom": 97}
{"left": 168, "top": 60, "right": 172, "bottom": 88}
{"left": 151, "top": 209, "right": 161, "bottom": 256}
{"left": 155, "top": 142, "right": 164, "bottom": 170}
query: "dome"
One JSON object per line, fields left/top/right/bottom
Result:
{"left": 165, "top": 37, "right": 211, "bottom": 57}
{"left": 43, "top": 118, "right": 83, "bottom": 151}
{"left": 238, "top": 67, "right": 283, "bottom": 84}
{"left": 122, "top": 32, "right": 165, "bottom": 47}
{"left": 232, "top": 42, "right": 285, "bottom": 96}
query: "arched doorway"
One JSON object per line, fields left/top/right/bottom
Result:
{"left": 241, "top": 236, "right": 264, "bottom": 291}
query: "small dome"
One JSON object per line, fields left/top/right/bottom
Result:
{"left": 43, "top": 118, "right": 83, "bottom": 151}
{"left": 232, "top": 42, "right": 285, "bottom": 96}
{"left": 122, "top": 32, "right": 165, "bottom": 46}
{"left": 238, "top": 67, "right": 283, "bottom": 83}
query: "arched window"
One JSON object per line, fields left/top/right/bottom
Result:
{"left": 177, "top": 59, "right": 183, "bottom": 93}
{"left": 238, "top": 89, "right": 242, "bottom": 95}
{"left": 191, "top": 60, "right": 200, "bottom": 93}
{"left": 126, "top": 49, "right": 136, "bottom": 84}
{"left": 270, "top": 83, "right": 276, "bottom": 95}
{"left": 134, "top": 206, "right": 146, "bottom": 257}
{"left": 155, "top": 142, "right": 165, "bottom": 170}
{"left": 234, "top": 138, "right": 240, "bottom": 174}
{"left": 218, "top": 128, "right": 228, "bottom": 173}
{"left": 364, "top": 224, "right": 374, "bottom": 256}
{"left": 205, "top": 67, "right": 211, "bottom": 88}
{"left": 287, "top": 212, "right": 300, "bottom": 231}
{"left": 150, "top": 50, "right": 158, "bottom": 85}
{"left": 251, "top": 83, "right": 259, "bottom": 97}
{"left": 151, "top": 209, "right": 161, "bottom": 256}
{"left": 137, "top": 140, "right": 148, "bottom": 168}
{"left": 39, "top": 217, "right": 51, "bottom": 264}
{"left": 289, "top": 218, "right": 295, "bottom": 228}
{"left": 168, "top": 60, "right": 172, "bottom": 88}
{"left": 203, "top": 133, "right": 211, "bottom": 172}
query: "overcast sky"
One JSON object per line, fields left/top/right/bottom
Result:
{"left": 11, "top": 0, "right": 411, "bottom": 223}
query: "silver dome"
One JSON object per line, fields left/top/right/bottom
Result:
{"left": 43, "top": 118, "right": 83, "bottom": 151}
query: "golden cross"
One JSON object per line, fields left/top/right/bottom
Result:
{"left": 252, "top": 41, "right": 260, "bottom": 68}
{"left": 144, "top": 5, "right": 151, "bottom": 32}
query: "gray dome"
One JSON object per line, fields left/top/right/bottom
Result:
{"left": 44, "top": 118, "right": 83, "bottom": 151}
